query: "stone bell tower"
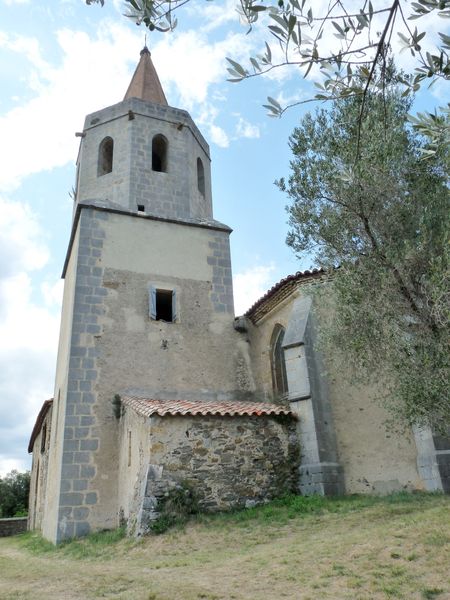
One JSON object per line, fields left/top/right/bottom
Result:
{"left": 42, "top": 48, "right": 240, "bottom": 543}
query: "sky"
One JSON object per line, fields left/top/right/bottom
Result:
{"left": 0, "top": 0, "right": 448, "bottom": 476}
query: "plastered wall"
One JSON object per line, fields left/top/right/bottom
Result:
{"left": 248, "top": 285, "right": 422, "bottom": 494}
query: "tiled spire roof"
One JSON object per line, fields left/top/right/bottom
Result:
{"left": 124, "top": 46, "right": 168, "bottom": 105}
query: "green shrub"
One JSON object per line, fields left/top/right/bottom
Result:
{"left": 150, "top": 482, "right": 199, "bottom": 534}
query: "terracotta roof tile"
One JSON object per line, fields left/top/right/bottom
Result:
{"left": 122, "top": 396, "right": 296, "bottom": 418}
{"left": 244, "top": 268, "right": 326, "bottom": 323}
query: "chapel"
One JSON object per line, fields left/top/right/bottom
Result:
{"left": 28, "top": 48, "right": 449, "bottom": 543}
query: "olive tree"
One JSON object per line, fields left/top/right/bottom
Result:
{"left": 278, "top": 74, "right": 449, "bottom": 430}
{"left": 87, "top": 0, "right": 450, "bottom": 148}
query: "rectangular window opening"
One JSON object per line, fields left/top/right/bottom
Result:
{"left": 156, "top": 289, "right": 173, "bottom": 322}
{"left": 149, "top": 286, "right": 177, "bottom": 322}
{"left": 137, "top": 204, "right": 145, "bottom": 212}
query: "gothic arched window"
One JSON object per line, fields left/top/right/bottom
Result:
{"left": 197, "top": 157, "right": 205, "bottom": 196}
{"left": 152, "top": 134, "right": 168, "bottom": 172}
{"left": 271, "top": 324, "right": 288, "bottom": 398}
{"left": 98, "top": 136, "right": 114, "bottom": 176}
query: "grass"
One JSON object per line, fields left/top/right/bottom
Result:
{"left": 0, "top": 492, "right": 449, "bottom": 599}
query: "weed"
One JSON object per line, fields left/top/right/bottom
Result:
{"left": 16, "top": 527, "right": 127, "bottom": 559}
{"left": 16, "top": 531, "right": 57, "bottom": 554}
{"left": 150, "top": 482, "right": 199, "bottom": 534}
{"left": 424, "top": 532, "right": 450, "bottom": 547}
{"left": 112, "top": 394, "right": 123, "bottom": 419}
{"left": 422, "top": 588, "right": 444, "bottom": 599}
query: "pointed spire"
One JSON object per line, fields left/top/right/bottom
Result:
{"left": 124, "top": 46, "right": 168, "bottom": 105}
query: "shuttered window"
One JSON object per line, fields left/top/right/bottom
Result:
{"left": 149, "top": 286, "right": 177, "bottom": 322}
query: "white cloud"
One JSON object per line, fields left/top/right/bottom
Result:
{"left": 154, "top": 29, "right": 255, "bottom": 109}
{"left": 0, "top": 196, "right": 61, "bottom": 475}
{"left": 235, "top": 117, "right": 260, "bottom": 139}
{"left": 210, "top": 124, "right": 230, "bottom": 147}
{"left": 0, "top": 198, "right": 48, "bottom": 280}
{"left": 0, "top": 24, "right": 141, "bottom": 191}
{"left": 191, "top": 0, "right": 241, "bottom": 33}
{"left": 233, "top": 262, "right": 276, "bottom": 315}
{"left": 0, "top": 16, "right": 262, "bottom": 191}
{"left": 41, "top": 279, "right": 64, "bottom": 309}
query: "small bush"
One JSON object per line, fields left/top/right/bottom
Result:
{"left": 150, "top": 483, "right": 199, "bottom": 535}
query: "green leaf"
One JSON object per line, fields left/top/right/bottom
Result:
{"left": 250, "top": 57, "right": 261, "bottom": 72}
{"left": 267, "top": 96, "right": 282, "bottom": 110}
{"left": 226, "top": 58, "right": 247, "bottom": 77}
{"left": 269, "top": 25, "right": 286, "bottom": 38}
{"left": 288, "top": 14, "right": 297, "bottom": 34}
{"left": 332, "top": 20, "right": 345, "bottom": 35}
{"left": 270, "top": 13, "right": 289, "bottom": 29}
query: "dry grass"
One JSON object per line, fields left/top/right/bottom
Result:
{"left": 0, "top": 493, "right": 449, "bottom": 600}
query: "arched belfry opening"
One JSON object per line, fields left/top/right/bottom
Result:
{"left": 98, "top": 137, "right": 114, "bottom": 176}
{"left": 271, "top": 324, "right": 288, "bottom": 399}
{"left": 197, "top": 157, "right": 205, "bottom": 196}
{"left": 152, "top": 135, "right": 168, "bottom": 172}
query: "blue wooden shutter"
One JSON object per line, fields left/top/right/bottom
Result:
{"left": 171, "top": 290, "right": 177, "bottom": 322}
{"left": 149, "top": 285, "right": 156, "bottom": 319}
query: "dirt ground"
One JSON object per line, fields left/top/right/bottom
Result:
{"left": 0, "top": 495, "right": 449, "bottom": 600}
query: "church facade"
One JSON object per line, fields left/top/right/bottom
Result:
{"left": 28, "top": 49, "right": 449, "bottom": 543}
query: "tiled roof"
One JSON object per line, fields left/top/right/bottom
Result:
{"left": 122, "top": 396, "right": 296, "bottom": 418}
{"left": 244, "top": 268, "right": 325, "bottom": 323}
{"left": 28, "top": 398, "right": 53, "bottom": 453}
{"left": 124, "top": 46, "right": 168, "bottom": 105}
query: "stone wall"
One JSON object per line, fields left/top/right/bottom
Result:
{"left": 121, "top": 413, "right": 299, "bottom": 534}
{"left": 28, "top": 404, "right": 53, "bottom": 531}
{"left": 77, "top": 97, "right": 213, "bottom": 221}
{"left": 0, "top": 518, "right": 27, "bottom": 537}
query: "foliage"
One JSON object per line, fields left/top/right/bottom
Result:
{"left": 0, "top": 470, "right": 30, "bottom": 518}
{"left": 17, "top": 526, "right": 127, "bottom": 559}
{"left": 87, "top": 0, "right": 450, "bottom": 149}
{"left": 150, "top": 482, "right": 199, "bottom": 534}
{"left": 112, "top": 393, "right": 123, "bottom": 419}
{"left": 2, "top": 493, "right": 448, "bottom": 599}
{"left": 197, "top": 490, "right": 444, "bottom": 529}
{"left": 278, "top": 76, "right": 449, "bottom": 431}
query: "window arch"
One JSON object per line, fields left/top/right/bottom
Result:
{"left": 197, "top": 157, "right": 205, "bottom": 196}
{"left": 270, "top": 324, "right": 288, "bottom": 398}
{"left": 98, "top": 136, "right": 114, "bottom": 176}
{"left": 152, "top": 134, "right": 168, "bottom": 172}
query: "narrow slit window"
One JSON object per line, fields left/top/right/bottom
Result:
{"left": 40, "top": 423, "right": 47, "bottom": 454}
{"left": 271, "top": 325, "right": 288, "bottom": 398}
{"left": 197, "top": 157, "right": 205, "bottom": 196}
{"left": 98, "top": 136, "right": 114, "bottom": 176}
{"left": 152, "top": 135, "right": 168, "bottom": 172}
{"left": 149, "top": 286, "right": 177, "bottom": 322}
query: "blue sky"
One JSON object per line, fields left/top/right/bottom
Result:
{"left": 0, "top": 0, "right": 448, "bottom": 475}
